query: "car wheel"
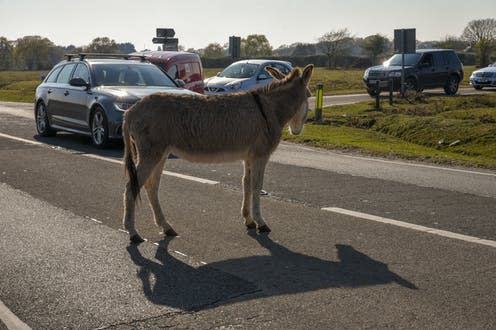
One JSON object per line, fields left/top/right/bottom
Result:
{"left": 91, "top": 107, "right": 109, "bottom": 148}
{"left": 444, "top": 75, "right": 460, "bottom": 95}
{"left": 35, "top": 102, "right": 56, "bottom": 137}
{"left": 474, "top": 85, "right": 483, "bottom": 90}
{"left": 367, "top": 88, "right": 377, "bottom": 97}
{"left": 405, "top": 77, "right": 418, "bottom": 93}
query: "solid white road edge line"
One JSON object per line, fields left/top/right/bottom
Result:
{"left": 0, "top": 299, "right": 32, "bottom": 330}
{"left": 323, "top": 207, "right": 496, "bottom": 248}
{"left": 0, "top": 132, "right": 219, "bottom": 185}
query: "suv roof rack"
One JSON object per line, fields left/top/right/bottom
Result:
{"left": 64, "top": 53, "right": 147, "bottom": 62}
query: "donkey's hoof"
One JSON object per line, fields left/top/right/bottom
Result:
{"left": 130, "top": 234, "right": 145, "bottom": 244}
{"left": 245, "top": 222, "right": 257, "bottom": 230}
{"left": 164, "top": 228, "right": 178, "bottom": 236}
{"left": 257, "top": 225, "right": 271, "bottom": 233}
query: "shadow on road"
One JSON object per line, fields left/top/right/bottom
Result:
{"left": 127, "top": 234, "right": 416, "bottom": 311}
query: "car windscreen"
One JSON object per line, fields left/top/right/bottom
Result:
{"left": 384, "top": 53, "right": 422, "bottom": 67}
{"left": 92, "top": 63, "right": 176, "bottom": 87}
{"left": 219, "top": 63, "right": 259, "bottom": 78}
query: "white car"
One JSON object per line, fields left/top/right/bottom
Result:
{"left": 470, "top": 62, "right": 496, "bottom": 90}
{"left": 203, "top": 59, "right": 292, "bottom": 94}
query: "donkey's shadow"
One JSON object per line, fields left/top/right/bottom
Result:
{"left": 127, "top": 234, "right": 416, "bottom": 310}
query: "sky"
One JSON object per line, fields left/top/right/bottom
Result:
{"left": 0, "top": 0, "right": 495, "bottom": 51}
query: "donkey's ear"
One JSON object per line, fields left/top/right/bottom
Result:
{"left": 265, "top": 66, "right": 286, "bottom": 80}
{"left": 301, "top": 64, "right": 314, "bottom": 85}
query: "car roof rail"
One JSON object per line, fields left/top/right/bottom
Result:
{"left": 64, "top": 53, "right": 147, "bottom": 62}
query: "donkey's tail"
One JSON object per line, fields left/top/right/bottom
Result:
{"left": 122, "top": 116, "right": 140, "bottom": 200}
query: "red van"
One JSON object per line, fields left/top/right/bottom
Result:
{"left": 130, "top": 51, "right": 204, "bottom": 94}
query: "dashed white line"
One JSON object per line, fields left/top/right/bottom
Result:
{"left": 323, "top": 207, "right": 496, "bottom": 248}
{"left": 0, "top": 299, "right": 32, "bottom": 330}
{"left": 173, "top": 250, "right": 188, "bottom": 257}
{"left": 0, "top": 132, "right": 219, "bottom": 185}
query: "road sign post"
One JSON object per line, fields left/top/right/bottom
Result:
{"left": 394, "top": 28, "right": 416, "bottom": 96}
{"left": 229, "top": 36, "right": 241, "bottom": 59}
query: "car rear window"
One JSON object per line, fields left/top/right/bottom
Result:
{"left": 55, "top": 63, "right": 76, "bottom": 84}
{"left": 45, "top": 65, "right": 63, "bottom": 83}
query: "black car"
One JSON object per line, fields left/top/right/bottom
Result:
{"left": 35, "top": 53, "right": 197, "bottom": 148}
{"left": 363, "top": 49, "right": 464, "bottom": 96}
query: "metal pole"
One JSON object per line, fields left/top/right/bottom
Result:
{"left": 400, "top": 29, "right": 405, "bottom": 96}
{"left": 389, "top": 78, "right": 393, "bottom": 105}
{"left": 315, "top": 83, "right": 323, "bottom": 122}
{"left": 375, "top": 81, "right": 380, "bottom": 110}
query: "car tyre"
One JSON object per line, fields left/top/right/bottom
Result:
{"left": 444, "top": 75, "right": 460, "bottom": 95}
{"left": 405, "top": 77, "right": 419, "bottom": 93}
{"left": 367, "top": 88, "right": 378, "bottom": 97}
{"left": 91, "top": 107, "right": 109, "bottom": 148}
{"left": 35, "top": 102, "right": 56, "bottom": 137}
{"left": 474, "top": 85, "right": 483, "bottom": 90}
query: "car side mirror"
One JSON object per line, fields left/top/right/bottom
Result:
{"left": 175, "top": 79, "right": 186, "bottom": 88}
{"left": 69, "top": 77, "right": 90, "bottom": 89}
{"left": 216, "top": 72, "right": 221, "bottom": 77}
{"left": 257, "top": 73, "right": 269, "bottom": 80}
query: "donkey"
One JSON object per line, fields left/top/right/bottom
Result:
{"left": 122, "top": 64, "right": 314, "bottom": 243}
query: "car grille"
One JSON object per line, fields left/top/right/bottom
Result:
{"left": 368, "top": 71, "right": 387, "bottom": 79}
{"left": 204, "top": 86, "right": 226, "bottom": 93}
{"left": 473, "top": 72, "right": 495, "bottom": 78}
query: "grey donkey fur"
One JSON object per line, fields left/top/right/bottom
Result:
{"left": 122, "top": 64, "right": 314, "bottom": 243}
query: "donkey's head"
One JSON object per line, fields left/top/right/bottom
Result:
{"left": 265, "top": 64, "right": 314, "bottom": 135}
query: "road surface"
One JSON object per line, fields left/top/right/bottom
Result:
{"left": 0, "top": 102, "right": 495, "bottom": 329}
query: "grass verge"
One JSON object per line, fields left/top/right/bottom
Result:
{"left": 283, "top": 93, "right": 496, "bottom": 169}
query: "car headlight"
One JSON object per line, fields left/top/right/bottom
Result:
{"left": 388, "top": 71, "right": 401, "bottom": 77}
{"left": 226, "top": 81, "right": 242, "bottom": 90}
{"left": 363, "top": 69, "right": 370, "bottom": 79}
{"left": 114, "top": 101, "right": 136, "bottom": 111}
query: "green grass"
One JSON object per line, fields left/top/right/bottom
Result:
{"left": 0, "top": 71, "right": 41, "bottom": 103}
{"left": 282, "top": 93, "right": 496, "bottom": 168}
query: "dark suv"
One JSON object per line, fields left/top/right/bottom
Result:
{"left": 35, "top": 53, "right": 197, "bottom": 148}
{"left": 363, "top": 49, "right": 464, "bottom": 96}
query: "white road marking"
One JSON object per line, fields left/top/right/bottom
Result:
{"left": 0, "top": 132, "right": 219, "bottom": 185}
{"left": 323, "top": 207, "right": 496, "bottom": 248}
{"left": 173, "top": 250, "right": 188, "bottom": 257}
{"left": 0, "top": 299, "right": 32, "bottom": 330}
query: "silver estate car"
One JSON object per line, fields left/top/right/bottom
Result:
{"left": 35, "top": 53, "right": 197, "bottom": 148}
{"left": 203, "top": 59, "right": 292, "bottom": 94}
{"left": 470, "top": 62, "right": 496, "bottom": 90}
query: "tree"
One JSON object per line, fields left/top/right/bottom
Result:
{"left": 241, "top": 34, "right": 273, "bottom": 57}
{"left": 15, "top": 36, "right": 55, "bottom": 70}
{"left": 202, "top": 43, "right": 225, "bottom": 58}
{"left": 117, "top": 42, "right": 136, "bottom": 54}
{"left": 461, "top": 18, "right": 496, "bottom": 67}
{"left": 84, "top": 37, "right": 118, "bottom": 53}
{"left": 361, "top": 34, "right": 391, "bottom": 65}
{"left": 317, "top": 28, "right": 353, "bottom": 69}
{"left": 291, "top": 43, "right": 317, "bottom": 56}
{"left": 436, "top": 35, "right": 469, "bottom": 51}
{"left": 0, "top": 37, "right": 14, "bottom": 70}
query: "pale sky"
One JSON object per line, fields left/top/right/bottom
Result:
{"left": 0, "top": 0, "right": 494, "bottom": 51}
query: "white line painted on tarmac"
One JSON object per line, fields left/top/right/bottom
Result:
{"left": 0, "top": 299, "right": 32, "bottom": 330}
{"left": 0, "top": 132, "right": 219, "bottom": 185}
{"left": 323, "top": 207, "right": 496, "bottom": 248}
{"left": 173, "top": 250, "right": 188, "bottom": 257}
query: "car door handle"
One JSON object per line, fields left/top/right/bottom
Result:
{"left": 47, "top": 89, "right": 53, "bottom": 94}
{"left": 64, "top": 91, "right": 69, "bottom": 96}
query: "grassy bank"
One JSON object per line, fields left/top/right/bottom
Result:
{"left": 283, "top": 93, "right": 496, "bottom": 169}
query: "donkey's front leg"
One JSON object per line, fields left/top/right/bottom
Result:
{"left": 241, "top": 159, "right": 256, "bottom": 229}
{"left": 250, "top": 157, "right": 271, "bottom": 233}
{"left": 144, "top": 155, "right": 178, "bottom": 237}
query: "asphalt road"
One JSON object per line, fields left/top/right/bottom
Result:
{"left": 308, "top": 87, "right": 494, "bottom": 107}
{"left": 1, "top": 102, "right": 495, "bottom": 329}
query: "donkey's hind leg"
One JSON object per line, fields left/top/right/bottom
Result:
{"left": 124, "top": 153, "right": 163, "bottom": 244}
{"left": 250, "top": 156, "right": 271, "bottom": 233}
{"left": 144, "top": 154, "right": 177, "bottom": 236}
{"left": 241, "top": 159, "right": 256, "bottom": 229}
